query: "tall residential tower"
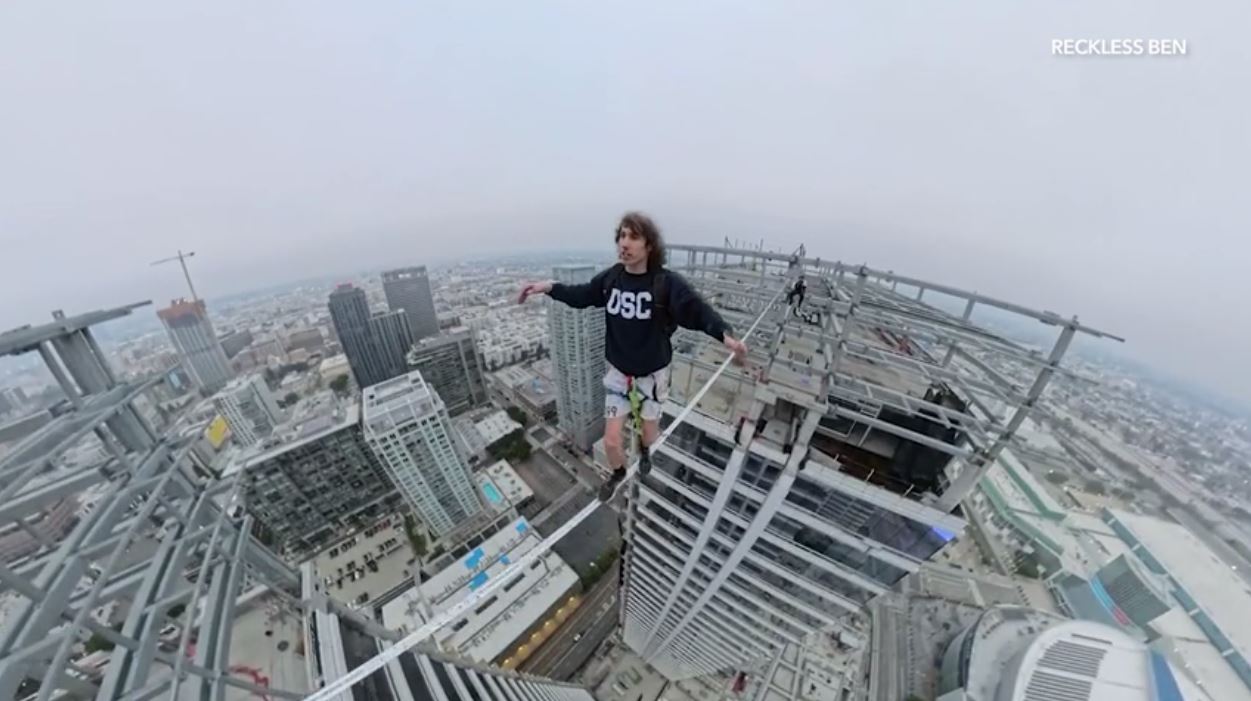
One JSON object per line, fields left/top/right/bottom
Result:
{"left": 361, "top": 370, "right": 484, "bottom": 536}
{"left": 549, "top": 264, "right": 607, "bottom": 451}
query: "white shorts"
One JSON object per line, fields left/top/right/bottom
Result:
{"left": 603, "top": 364, "right": 670, "bottom": 422}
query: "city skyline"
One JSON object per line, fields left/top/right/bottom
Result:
{"left": 5, "top": 246, "right": 1248, "bottom": 422}
{"left": 1, "top": 2, "right": 1248, "bottom": 402}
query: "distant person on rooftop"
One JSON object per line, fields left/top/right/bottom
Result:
{"left": 787, "top": 274, "right": 806, "bottom": 314}
{"left": 518, "top": 212, "right": 747, "bottom": 501}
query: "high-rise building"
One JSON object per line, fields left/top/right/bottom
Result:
{"left": 236, "top": 401, "right": 403, "bottom": 558}
{"left": 613, "top": 243, "right": 1112, "bottom": 681}
{"left": 549, "top": 265, "right": 606, "bottom": 451}
{"left": 328, "top": 283, "right": 410, "bottom": 388}
{"left": 369, "top": 308, "right": 414, "bottom": 377}
{"left": 361, "top": 370, "right": 484, "bottom": 537}
{"left": 383, "top": 265, "right": 440, "bottom": 340}
{"left": 157, "top": 298, "right": 234, "bottom": 393}
{"left": 405, "top": 327, "right": 488, "bottom": 416}
{"left": 211, "top": 374, "right": 283, "bottom": 447}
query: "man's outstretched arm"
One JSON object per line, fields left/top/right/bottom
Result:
{"left": 518, "top": 268, "right": 609, "bottom": 308}
{"left": 669, "top": 273, "right": 748, "bottom": 363}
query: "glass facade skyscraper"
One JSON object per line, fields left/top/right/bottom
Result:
{"left": 383, "top": 265, "right": 440, "bottom": 341}
{"left": 329, "top": 283, "right": 413, "bottom": 387}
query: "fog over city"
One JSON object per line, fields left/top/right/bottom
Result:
{"left": 2, "top": 0, "right": 1247, "bottom": 400}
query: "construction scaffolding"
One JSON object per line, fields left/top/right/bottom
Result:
{"left": 0, "top": 305, "right": 382, "bottom": 700}
{"left": 614, "top": 244, "right": 1120, "bottom": 679}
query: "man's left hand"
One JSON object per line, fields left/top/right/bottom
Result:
{"left": 723, "top": 335, "right": 748, "bottom": 366}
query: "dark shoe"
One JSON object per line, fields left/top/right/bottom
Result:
{"left": 638, "top": 451, "right": 652, "bottom": 476}
{"left": 598, "top": 469, "right": 626, "bottom": 502}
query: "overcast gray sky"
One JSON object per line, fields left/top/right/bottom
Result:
{"left": 1, "top": 2, "right": 1248, "bottom": 400}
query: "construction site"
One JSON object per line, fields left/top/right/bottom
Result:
{"left": 0, "top": 241, "right": 1117, "bottom": 700}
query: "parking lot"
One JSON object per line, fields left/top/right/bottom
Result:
{"left": 311, "top": 515, "right": 413, "bottom": 607}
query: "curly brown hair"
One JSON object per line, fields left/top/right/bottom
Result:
{"left": 615, "top": 212, "right": 666, "bottom": 271}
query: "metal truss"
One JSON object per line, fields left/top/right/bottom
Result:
{"left": 0, "top": 305, "right": 316, "bottom": 700}
{"left": 664, "top": 243, "right": 1120, "bottom": 510}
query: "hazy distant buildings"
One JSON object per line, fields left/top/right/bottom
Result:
{"left": 328, "top": 284, "right": 412, "bottom": 387}
{"left": 361, "top": 371, "right": 483, "bottom": 537}
{"left": 477, "top": 316, "right": 547, "bottom": 370}
{"left": 549, "top": 265, "right": 606, "bottom": 451}
{"left": 218, "top": 329, "right": 254, "bottom": 359}
{"left": 383, "top": 266, "right": 439, "bottom": 341}
{"left": 212, "top": 374, "right": 282, "bottom": 447}
{"left": 489, "top": 365, "right": 558, "bottom": 423}
{"left": 318, "top": 354, "right": 352, "bottom": 384}
{"left": 285, "top": 327, "right": 324, "bottom": 353}
{"left": 1, "top": 387, "right": 26, "bottom": 411}
{"left": 405, "top": 328, "right": 488, "bottom": 416}
{"left": 157, "top": 299, "right": 234, "bottom": 393}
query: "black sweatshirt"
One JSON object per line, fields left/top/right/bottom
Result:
{"left": 549, "top": 266, "right": 732, "bottom": 377}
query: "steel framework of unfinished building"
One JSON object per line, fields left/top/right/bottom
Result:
{"left": 616, "top": 245, "right": 1121, "bottom": 681}
{"left": 0, "top": 241, "right": 1119, "bottom": 700}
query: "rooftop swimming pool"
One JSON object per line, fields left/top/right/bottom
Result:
{"left": 483, "top": 482, "right": 503, "bottom": 505}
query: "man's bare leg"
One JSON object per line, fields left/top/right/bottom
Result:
{"left": 599, "top": 415, "right": 628, "bottom": 501}
{"left": 639, "top": 418, "right": 660, "bottom": 474}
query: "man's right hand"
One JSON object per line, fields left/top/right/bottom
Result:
{"left": 517, "top": 281, "right": 553, "bottom": 304}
